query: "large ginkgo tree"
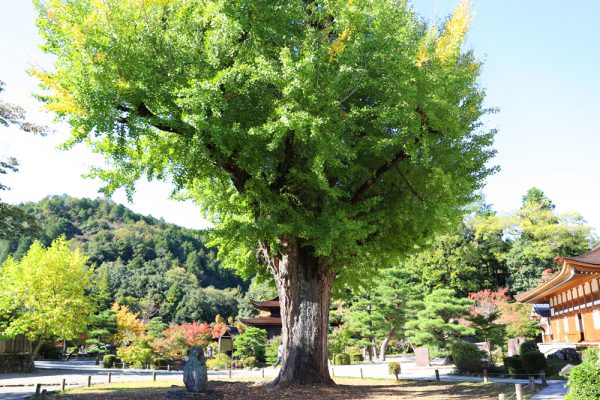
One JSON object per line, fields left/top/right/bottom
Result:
{"left": 33, "top": 0, "right": 495, "bottom": 387}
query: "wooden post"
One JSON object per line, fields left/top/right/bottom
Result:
{"left": 41, "top": 389, "right": 47, "bottom": 399}
{"left": 262, "top": 368, "right": 265, "bottom": 378}
{"left": 360, "top": 367, "right": 363, "bottom": 379}
{"left": 435, "top": 369, "right": 440, "bottom": 381}
{"left": 332, "top": 367, "right": 335, "bottom": 377}
{"left": 483, "top": 369, "right": 489, "bottom": 383}
{"left": 62, "top": 378, "right": 66, "bottom": 391}
{"left": 88, "top": 375, "right": 92, "bottom": 387}
{"left": 153, "top": 371, "right": 157, "bottom": 381}
{"left": 108, "top": 372, "right": 112, "bottom": 383}
{"left": 529, "top": 376, "right": 535, "bottom": 390}
{"left": 123, "top": 362, "right": 127, "bottom": 369}
{"left": 35, "top": 383, "right": 42, "bottom": 396}
{"left": 167, "top": 364, "right": 171, "bottom": 372}
{"left": 228, "top": 367, "right": 232, "bottom": 378}
{"left": 540, "top": 370, "right": 547, "bottom": 385}
{"left": 515, "top": 383, "right": 523, "bottom": 400}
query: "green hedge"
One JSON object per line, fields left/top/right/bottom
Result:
{"left": 521, "top": 351, "right": 547, "bottom": 375}
{"left": 334, "top": 353, "right": 350, "bottom": 365}
{"left": 565, "top": 349, "right": 600, "bottom": 400}
{"left": 206, "top": 353, "right": 232, "bottom": 370}
{"left": 503, "top": 356, "right": 523, "bottom": 375}
{"left": 519, "top": 341, "right": 539, "bottom": 356}
{"left": 450, "top": 340, "right": 488, "bottom": 373}
{"left": 102, "top": 354, "right": 117, "bottom": 369}
{"left": 243, "top": 357, "right": 257, "bottom": 368}
{"left": 349, "top": 353, "right": 364, "bottom": 363}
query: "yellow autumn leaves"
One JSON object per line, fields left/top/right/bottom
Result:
{"left": 417, "top": 0, "right": 472, "bottom": 67}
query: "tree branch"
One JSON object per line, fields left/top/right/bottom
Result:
{"left": 350, "top": 109, "right": 442, "bottom": 206}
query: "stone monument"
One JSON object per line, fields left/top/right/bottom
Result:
{"left": 183, "top": 347, "right": 208, "bottom": 393}
{"left": 415, "top": 347, "right": 430, "bottom": 367}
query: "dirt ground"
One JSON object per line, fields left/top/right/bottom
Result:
{"left": 50, "top": 378, "right": 528, "bottom": 400}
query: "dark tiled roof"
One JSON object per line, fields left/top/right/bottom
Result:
{"left": 565, "top": 246, "right": 600, "bottom": 265}
{"left": 240, "top": 317, "right": 282, "bottom": 326}
{"left": 250, "top": 296, "right": 280, "bottom": 312}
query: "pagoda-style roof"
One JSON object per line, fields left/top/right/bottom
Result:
{"left": 515, "top": 247, "right": 600, "bottom": 304}
{"left": 249, "top": 296, "right": 280, "bottom": 312}
{"left": 240, "top": 316, "right": 282, "bottom": 327}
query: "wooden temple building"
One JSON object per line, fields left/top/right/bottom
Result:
{"left": 240, "top": 296, "right": 282, "bottom": 339}
{"left": 516, "top": 247, "right": 600, "bottom": 346}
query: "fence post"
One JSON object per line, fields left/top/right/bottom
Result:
{"left": 35, "top": 383, "right": 42, "bottom": 396}
{"left": 228, "top": 368, "right": 232, "bottom": 378}
{"left": 262, "top": 368, "right": 265, "bottom": 378}
{"left": 528, "top": 376, "right": 535, "bottom": 391}
{"left": 515, "top": 383, "right": 523, "bottom": 400}
{"left": 153, "top": 371, "right": 157, "bottom": 382}
{"left": 41, "top": 389, "right": 47, "bottom": 399}
{"left": 62, "top": 378, "right": 66, "bottom": 391}
{"left": 88, "top": 375, "right": 92, "bottom": 387}
{"left": 540, "top": 370, "right": 547, "bottom": 386}
{"left": 332, "top": 367, "right": 335, "bottom": 377}
{"left": 108, "top": 372, "right": 112, "bottom": 384}
{"left": 435, "top": 369, "right": 440, "bottom": 381}
{"left": 483, "top": 369, "right": 489, "bottom": 383}
{"left": 360, "top": 367, "right": 363, "bottom": 379}
{"left": 167, "top": 365, "right": 171, "bottom": 372}
{"left": 123, "top": 362, "right": 127, "bottom": 369}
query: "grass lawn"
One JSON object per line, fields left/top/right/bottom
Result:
{"left": 48, "top": 377, "right": 541, "bottom": 399}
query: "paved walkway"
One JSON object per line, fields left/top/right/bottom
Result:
{"left": 0, "top": 359, "right": 567, "bottom": 399}
{"left": 531, "top": 382, "right": 568, "bottom": 400}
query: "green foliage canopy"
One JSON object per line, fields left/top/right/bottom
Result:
{"left": 33, "top": 0, "right": 496, "bottom": 286}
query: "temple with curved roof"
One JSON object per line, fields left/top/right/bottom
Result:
{"left": 515, "top": 247, "right": 600, "bottom": 345}
{"left": 239, "top": 296, "right": 282, "bottom": 339}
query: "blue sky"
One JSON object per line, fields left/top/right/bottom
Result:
{"left": 1, "top": 1, "right": 599, "bottom": 232}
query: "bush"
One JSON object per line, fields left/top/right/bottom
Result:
{"left": 102, "top": 354, "right": 117, "bottom": 368}
{"left": 565, "top": 349, "right": 600, "bottom": 400}
{"left": 450, "top": 341, "right": 489, "bottom": 373}
{"left": 519, "top": 340, "right": 539, "bottom": 356}
{"left": 388, "top": 362, "right": 401, "bottom": 377}
{"left": 265, "top": 336, "right": 282, "bottom": 365}
{"left": 546, "top": 358, "right": 570, "bottom": 379}
{"left": 503, "top": 356, "right": 523, "bottom": 375}
{"left": 334, "top": 353, "right": 350, "bottom": 365}
{"left": 233, "top": 327, "right": 266, "bottom": 362}
{"left": 349, "top": 353, "right": 364, "bottom": 363}
{"left": 521, "top": 351, "right": 547, "bottom": 375}
{"left": 243, "top": 356, "right": 257, "bottom": 368}
{"left": 67, "top": 347, "right": 79, "bottom": 355}
{"left": 206, "top": 353, "right": 231, "bottom": 370}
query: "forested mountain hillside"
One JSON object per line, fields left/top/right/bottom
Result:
{"left": 0, "top": 195, "right": 247, "bottom": 323}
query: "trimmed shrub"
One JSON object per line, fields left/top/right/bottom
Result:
{"left": 102, "top": 354, "right": 117, "bottom": 369}
{"left": 521, "top": 351, "right": 547, "bottom": 375}
{"left": 450, "top": 340, "right": 488, "bottom": 373}
{"left": 206, "top": 353, "right": 231, "bottom": 370}
{"left": 350, "top": 353, "right": 364, "bottom": 363}
{"left": 265, "top": 336, "right": 282, "bottom": 365}
{"left": 334, "top": 353, "right": 350, "bottom": 365}
{"left": 546, "top": 358, "right": 570, "bottom": 378}
{"left": 503, "top": 356, "right": 523, "bottom": 375}
{"left": 243, "top": 357, "right": 257, "bottom": 368}
{"left": 519, "top": 341, "right": 539, "bottom": 356}
{"left": 565, "top": 349, "right": 600, "bottom": 400}
{"left": 388, "top": 362, "right": 401, "bottom": 379}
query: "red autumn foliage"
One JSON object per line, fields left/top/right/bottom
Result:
{"left": 154, "top": 321, "right": 212, "bottom": 359}
{"left": 468, "top": 288, "right": 510, "bottom": 318}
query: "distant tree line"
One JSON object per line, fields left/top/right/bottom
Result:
{"left": 0, "top": 195, "right": 248, "bottom": 324}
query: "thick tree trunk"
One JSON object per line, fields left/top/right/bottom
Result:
{"left": 379, "top": 327, "right": 395, "bottom": 361}
{"left": 262, "top": 237, "right": 335, "bottom": 387}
